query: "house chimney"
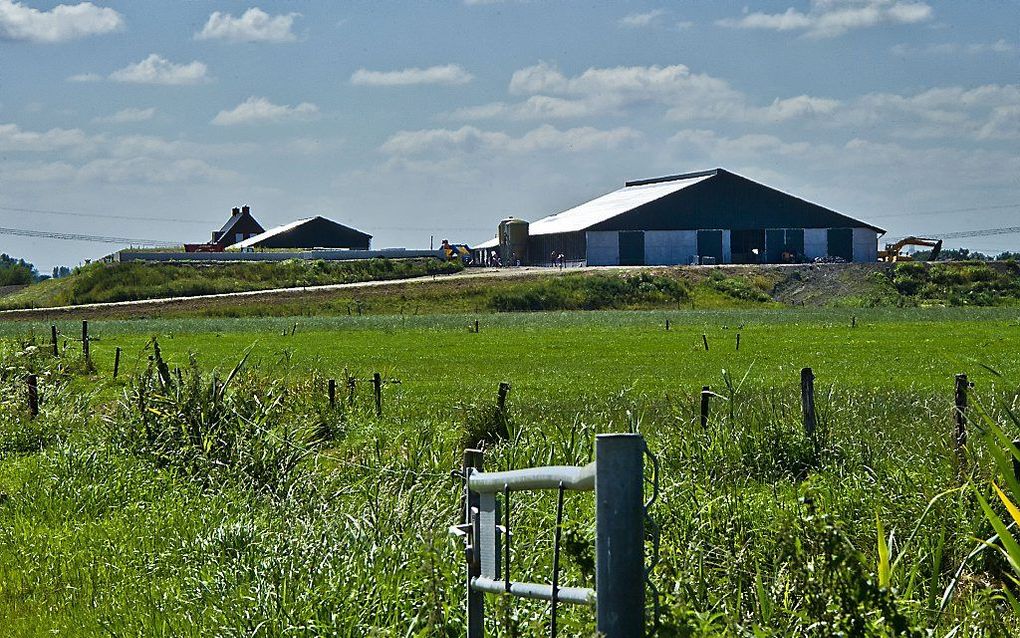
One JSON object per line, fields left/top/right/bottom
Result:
{"left": 241, "top": 205, "right": 250, "bottom": 215}
{"left": 231, "top": 207, "right": 240, "bottom": 216}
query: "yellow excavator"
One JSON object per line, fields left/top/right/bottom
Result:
{"left": 878, "top": 236, "right": 943, "bottom": 263}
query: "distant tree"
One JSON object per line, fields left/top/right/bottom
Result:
{"left": 995, "top": 251, "right": 1020, "bottom": 261}
{"left": 51, "top": 265, "right": 72, "bottom": 279}
{"left": 0, "top": 253, "right": 38, "bottom": 286}
{"left": 912, "top": 247, "right": 991, "bottom": 262}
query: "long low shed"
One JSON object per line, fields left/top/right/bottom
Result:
{"left": 477, "top": 169, "right": 884, "bottom": 266}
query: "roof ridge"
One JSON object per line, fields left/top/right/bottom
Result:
{"left": 625, "top": 168, "right": 721, "bottom": 187}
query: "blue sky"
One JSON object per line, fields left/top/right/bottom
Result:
{"left": 1, "top": 0, "right": 1018, "bottom": 270}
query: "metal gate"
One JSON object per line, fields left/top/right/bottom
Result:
{"left": 451, "top": 433, "right": 657, "bottom": 638}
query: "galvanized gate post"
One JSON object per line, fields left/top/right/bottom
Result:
{"left": 595, "top": 433, "right": 644, "bottom": 638}
{"left": 463, "top": 449, "right": 485, "bottom": 638}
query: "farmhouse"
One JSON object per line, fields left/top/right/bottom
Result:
{"left": 231, "top": 216, "right": 372, "bottom": 251}
{"left": 185, "top": 205, "right": 266, "bottom": 252}
{"left": 476, "top": 168, "right": 884, "bottom": 266}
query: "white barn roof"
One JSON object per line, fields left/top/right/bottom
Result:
{"left": 229, "top": 217, "right": 314, "bottom": 249}
{"left": 528, "top": 172, "right": 714, "bottom": 236}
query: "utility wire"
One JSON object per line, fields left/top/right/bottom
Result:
{"left": 869, "top": 203, "right": 1020, "bottom": 220}
{"left": 0, "top": 204, "right": 209, "bottom": 225}
{"left": 0, "top": 225, "right": 180, "bottom": 246}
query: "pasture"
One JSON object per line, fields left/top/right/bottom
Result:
{"left": 1, "top": 307, "right": 1019, "bottom": 636}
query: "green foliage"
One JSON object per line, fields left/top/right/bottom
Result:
{"left": 489, "top": 271, "right": 689, "bottom": 312}
{"left": 1, "top": 257, "right": 460, "bottom": 309}
{"left": 890, "top": 261, "right": 1020, "bottom": 306}
{"left": 705, "top": 269, "right": 772, "bottom": 302}
{"left": 2, "top": 310, "right": 1020, "bottom": 635}
{"left": 0, "top": 253, "right": 37, "bottom": 286}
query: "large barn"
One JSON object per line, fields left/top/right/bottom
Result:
{"left": 476, "top": 168, "right": 884, "bottom": 266}
{"left": 230, "top": 216, "right": 371, "bottom": 250}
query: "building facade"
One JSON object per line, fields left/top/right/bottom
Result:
{"left": 477, "top": 169, "right": 884, "bottom": 266}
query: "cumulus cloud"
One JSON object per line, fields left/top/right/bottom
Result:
{"left": 0, "top": 122, "right": 92, "bottom": 152}
{"left": 211, "top": 96, "right": 319, "bottom": 125}
{"left": 891, "top": 39, "right": 1017, "bottom": 55}
{"left": 195, "top": 7, "right": 298, "bottom": 43}
{"left": 0, "top": 0, "right": 122, "bottom": 43}
{"left": 107, "top": 54, "right": 210, "bottom": 85}
{"left": 93, "top": 107, "right": 156, "bottom": 124}
{"left": 380, "top": 124, "right": 640, "bottom": 156}
{"left": 717, "top": 0, "right": 933, "bottom": 38}
{"left": 351, "top": 64, "right": 474, "bottom": 86}
{"left": 454, "top": 62, "right": 838, "bottom": 124}
{"left": 618, "top": 9, "right": 667, "bottom": 28}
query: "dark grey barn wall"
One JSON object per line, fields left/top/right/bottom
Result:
{"left": 528, "top": 232, "right": 586, "bottom": 263}
{"left": 590, "top": 171, "right": 879, "bottom": 233}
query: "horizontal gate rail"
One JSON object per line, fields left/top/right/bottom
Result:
{"left": 470, "top": 576, "right": 595, "bottom": 605}
{"left": 466, "top": 462, "right": 595, "bottom": 493}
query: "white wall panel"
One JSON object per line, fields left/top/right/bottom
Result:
{"left": 644, "top": 231, "right": 697, "bottom": 265}
{"left": 722, "top": 230, "right": 732, "bottom": 263}
{"left": 853, "top": 228, "right": 878, "bottom": 262}
{"left": 586, "top": 231, "right": 619, "bottom": 266}
{"left": 804, "top": 229, "right": 827, "bottom": 259}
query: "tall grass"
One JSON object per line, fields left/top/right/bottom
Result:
{"left": 1, "top": 314, "right": 1019, "bottom": 635}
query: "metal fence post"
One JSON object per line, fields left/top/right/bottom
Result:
{"left": 595, "top": 433, "right": 644, "bottom": 638}
{"left": 464, "top": 449, "right": 485, "bottom": 638}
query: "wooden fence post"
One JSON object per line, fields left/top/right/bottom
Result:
{"left": 801, "top": 367, "right": 816, "bottom": 439}
{"left": 27, "top": 374, "right": 38, "bottom": 418}
{"left": 736, "top": 333, "right": 741, "bottom": 351}
{"left": 851, "top": 316, "right": 857, "bottom": 329}
{"left": 702, "top": 334, "right": 709, "bottom": 351}
{"left": 113, "top": 347, "right": 121, "bottom": 379}
{"left": 700, "top": 386, "right": 711, "bottom": 428}
{"left": 51, "top": 325, "right": 58, "bottom": 357}
{"left": 474, "top": 319, "right": 479, "bottom": 334}
{"left": 373, "top": 372, "right": 382, "bottom": 416}
{"left": 954, "top": 373, "right": 969, "bottom": 449}
{"left": 82, "top": 320, "right": 90, "bottom": 362}
{"left": 665, "top": 319, "right": 670, "bottom": 331}
{"left": 497, "top": 382, "right": 511, "bottom": 413}
{"left": 328, "top": 379, "right": 336, "bottom": 408}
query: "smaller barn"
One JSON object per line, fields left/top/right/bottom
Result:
{"left": 230, "top": 216, "right": 372, "bottom": 250}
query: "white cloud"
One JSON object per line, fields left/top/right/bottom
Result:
{"left": 108, "top": 54, "right": 209, "bottom": 85}
{"left": 93, "top": 107, "right": 156, "bottom": 124}
{"left": 380, "top": 124, "right": 640, "bottom": 156}
{"left": 76, "top": 157, "right": 238, "bottom": 184}
{"left": 717, "top": 0, "right": 933, "bottom": 39}
{"left": 0, "top": 122, "right": 92, "bottom": 152}
{"left": 351, "top": 64, "right": 474, "bottom": 86}
{"left": 0, "top": 0, "right": 122, "bottom": 43}
{"left": 446, "top": 95, "right": 598, "bottom": 120}
{"left": 67, "top": 72, "right": 102, "bottom": 83}
{"left": 618, "top": 9, "right": 667, "bottom": 28}
{"left": 195, "top": 7, "right": 298, "bottom": 43}
{"left": 891, "top": 39, "right": 1017, "bottom": 55}
{"left": 211, "top": 96, "right": 319, "bottom": 126}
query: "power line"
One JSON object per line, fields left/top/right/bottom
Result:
{"left": 0, "top": 204, "right": 209, "bottom": 225}
{"left": 0, "top": 225, "right": 180, "bottom": 246}
{"left": 869, "top": 203, "right": 1020, "bottom": 220}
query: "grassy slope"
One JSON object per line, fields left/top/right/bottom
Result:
{"left": 0, "top": 258, "right": 461, "bottom": 310}
{"left": 2, "top": 308, "right": 1019, "bottom": 635}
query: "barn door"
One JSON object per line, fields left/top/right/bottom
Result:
{"left": 827, "top": 228, "right": 853, "bottom": 261}
{"left": 618, "top": 231, "right": 645, "bottom": 266}
{"left": 697, "top": 230, "right": 723, "bottom": 264}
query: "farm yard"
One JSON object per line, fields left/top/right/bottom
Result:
{"left": 3, "top": 305, "right": 1020, "bottom": 636}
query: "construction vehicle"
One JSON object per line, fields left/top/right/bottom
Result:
{"left": 878, "top": 236, "right": 943, "bottom": 263}
{"left": 440, "top": 239, "right": 472, "bottom": 264}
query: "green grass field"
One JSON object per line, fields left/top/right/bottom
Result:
{"left": 2, "top": 307, "right": 1020, "bottom": 636}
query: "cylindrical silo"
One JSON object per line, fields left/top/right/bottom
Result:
{"left": 498, "top": 217, "right": 529, "bottom": 266}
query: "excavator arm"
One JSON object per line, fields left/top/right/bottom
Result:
{"left": 878, "top": 236, "right": 943, "bottom": 263}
